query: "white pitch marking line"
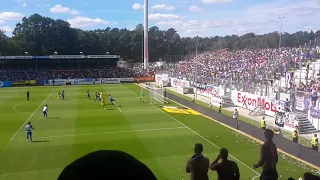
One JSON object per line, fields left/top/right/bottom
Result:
{"left": 12, "top": 127, "right": 187, "bottom": 140}
{"left": 12, "top": 102, "right": 31, "bottom": 114}
{"left": 10, "top": 92, "right": 53, "bottom": 140}
{"left": 123, "top": 84, "right": 260, "bottom": 176}
{"left": 113, "top": 102, "right": 122, "bottom": 112}
{"left": 252, "top": 175, "right": 260, "bottom": 180}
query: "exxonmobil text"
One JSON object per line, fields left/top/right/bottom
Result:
{"left": 237, "top": 92, "right": 276, "bottom": 112}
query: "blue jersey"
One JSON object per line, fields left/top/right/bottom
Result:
{"left": 26, "top": 124, "right": 33, "bottom": 132}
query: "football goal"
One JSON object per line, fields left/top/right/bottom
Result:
{"left": 141, "top": 84, "right": 168, "bottom": 105}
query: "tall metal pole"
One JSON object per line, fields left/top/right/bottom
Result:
{"left": 195, "top": 36, "right": 198, "bottom": 98}
{"left": 143, "top": 0, "right": 149, "bottom": 69}
{"left": 279, "top": 17, "right": 284, "bottom": 49}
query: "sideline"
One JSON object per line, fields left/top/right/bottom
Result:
{"left": 10, "top": 92, "right": 53, "bottom": 140}
{"left": 131, "top": 83, "right": 320, "bottom": 171}
{"left": 11, "top": 127, "right": 187, "bottom": 141}
{"left": 12, "top": 101, "right": 32, "bottom": 114}
{"left": 122, "top": 84, "right": 261, "bottom": 176}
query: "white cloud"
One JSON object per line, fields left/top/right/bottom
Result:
{"left": 132, "top": 3, "right": 144, "bottom": 10}
{"left": 188, "top": 5, "right": 203, "bottom": 12}
{"left": 22, "top": 3, "right": 27, "bottom": 7}
{"left": 0, "top": 12, "right": 24, "bottom": 20}
{"left": 151, "top": 4, "right": 175, "bottom": 11}
{"left": 0, "top": 20, "right": 4, "bottom": 24}
{"left": 0, "top": 26, "right": 13, "bottom": 33}
{"left": 200, "top": 0, "right": 233, "bottom": 4}
{"left": 50, "top": 4, "right": 80, "bottom": 15}
{"left": 67, "top": 16, "right": 115, "bottom": 28}
{"left": 149, "top": 13, "right": 180, "bottom": 21}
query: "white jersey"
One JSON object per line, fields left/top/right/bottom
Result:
{"left": 26, "top": 124, "right": 32, "bottom": 132}
{"left": 43, "top": 106, "right": 48, "bottom": 112}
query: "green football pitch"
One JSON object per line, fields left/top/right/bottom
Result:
{"left": 0, "top": 84, "right": 318, "bottom": 180}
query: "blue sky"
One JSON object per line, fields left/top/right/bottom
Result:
{"left": 0, "top": 0, "right": 319, "bottom": 37}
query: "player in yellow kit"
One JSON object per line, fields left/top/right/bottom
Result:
{"left": 57, "top": 91, "right": 61, "bottom": 100}
{"left": 101, "top": 97, "right": 106, "bottom": 110}
{"left": 99, "top": 91, "right": 104, "bottom": 102}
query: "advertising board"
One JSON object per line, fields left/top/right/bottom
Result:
{"left": 72, "top": 78, "right": 93, "bottom": 85}
{"left": 231, "top": 90, "right": 277, "bottom": 117}
{"left": 45, "top": 79, "right": 66, "bottom": 86}
{"left": 134, "top": 77, "right": 154, "bottom": 82}
{"left": 120, "top": 78, "right": 134, "bottom": 82}
{"left": 100, "top": 78, "right": 120, "bottom": 84}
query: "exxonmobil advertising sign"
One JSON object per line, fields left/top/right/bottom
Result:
{"left": 231, "top": 90, "right": 276, "bottom": 117}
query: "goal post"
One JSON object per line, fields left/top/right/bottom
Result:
{"left": 149, "top": 87, "right": 168, "bottom": 104}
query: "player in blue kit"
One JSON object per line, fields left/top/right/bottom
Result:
{"left": 87, "top": 90, "right": 90, "bottom": 99}
{"left": 43, "top": 104, "right": 48, "bottom": 119}
{"left": 26, "top": 122, "right": 35, "bottom": 142}
{"left": 95, "top": 92, "right": 100, "bottom": 101}
{"left": 62, "top": 90, "right": 65, "bottom": 100}
{"left": 109, "top": 94, "right": 116, "bottom": 107}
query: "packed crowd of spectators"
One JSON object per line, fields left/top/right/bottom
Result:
{"left": 165, "top": 47, "right": 319, "bottom": 89}
{"left": 0, "top": 67, "right": 153, "bottom": 81}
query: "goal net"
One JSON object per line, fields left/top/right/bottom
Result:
{"left": 145, "top": 86, "right": 168, "bottom": 105}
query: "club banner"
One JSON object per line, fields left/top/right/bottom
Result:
{"left": 171, "top": 78, "right": 190, "bottom": 88}
{"left": 100, "top": 78, "right": 120, "bottom": 84}
{"left": 274, "top": 112, "right": 285, "bottom": 128}
{"left": 211, "top": 96, "right": 224, "bottom": 107}
{"left": 310, "top": 108, "right": 320, "bottom": 118}
{"left": 190, "top": 81, "right": 207, "bottom": 89}
{"left": 182, "top": 87, "right": 194, "bottom": 94}
{"left": 308, "top": 108, "right": 320, "bottom": 131}
{"left": 274, "top": 111, "right": 298, "bottom": 131}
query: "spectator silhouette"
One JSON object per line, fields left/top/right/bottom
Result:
{"left": 254, "top": 129, "right": 278, "bottom": 180}
{"left": 210, "top": 148, "right": 240, "bottom": 180}
{"left": 304, "top": 172, "right": 320, "bottom": 180}
{"left": 58, "top": 150, "right": 157, "bottom": 180}
{"left": 186, "top": 143, "right": 210, "bottom": 180}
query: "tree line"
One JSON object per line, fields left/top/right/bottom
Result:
{"left": 0, "top": 14, "right": 319, "bottom": 62}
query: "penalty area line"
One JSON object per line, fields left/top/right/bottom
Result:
{"left": 11, "top": 127, "right": 187, "bottom": 141}
{"left": 113, "top": 102, "right": 122, "bottom": 112}
{"left": 10, "top": 92, "right": 53, "bottom": 140}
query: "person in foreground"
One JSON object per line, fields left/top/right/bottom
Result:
{"left": 186, "top": 143, "right": 210, "bottom": 180}
{"left": 210, "top": 148, "right": 240, "bottom": 180}
{"left": 254, "top": 129, "right": 278, "bottom": 180}
{"left": 58, "top": 150, "right": 157, "bottom": 180}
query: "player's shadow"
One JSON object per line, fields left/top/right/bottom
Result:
{"left": 33, "top": 140, "right": 50, "bottom": 143}
{"left": 105, "top": 108, "right": 116, "bottom": 110}
{"left": 48, "top": 117, "right": 60, "bottom": 120}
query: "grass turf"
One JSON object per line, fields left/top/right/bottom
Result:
{"left": 0, "top": 84, "right": 318, "bottom": 180}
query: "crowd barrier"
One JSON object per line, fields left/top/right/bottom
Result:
{"left": 165, "top": 92, "right": 320, "bottom": 167}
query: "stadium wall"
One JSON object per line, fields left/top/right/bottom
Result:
{"left": 165, "top": 92, "right": 320, "bottom": 168}
{"left": 1, "top": 77, "right": 154, "bottom": 87}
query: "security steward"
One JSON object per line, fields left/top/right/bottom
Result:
{"left": 311, "top": 134, "right": 318, "bottom": 151}
{"left": 261, "top": 117, "right": 266, "bottom": 130}
{"left": 292, "top": 127, "right": 298, "bottom": 143}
